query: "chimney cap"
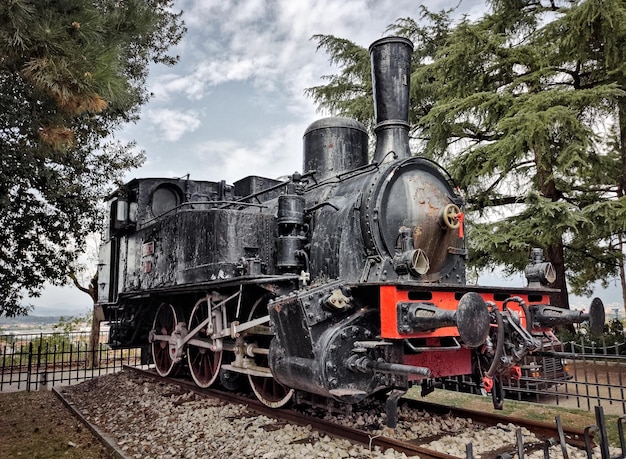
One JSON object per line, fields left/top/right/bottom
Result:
{"left": 369, "top": 36, "right": 414, "bottom": 53}
{"left": 303, "top": 117, "right": 367, "bottom": 137}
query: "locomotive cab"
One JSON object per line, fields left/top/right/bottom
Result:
{"left": 98, "top": 178, "right": 191, "bottom": 305}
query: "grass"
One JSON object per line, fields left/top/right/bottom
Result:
{"left": 0, "top": 390, "right": 114, "bottom": 458}
{"left": 408, "top": 387, "right": 624, "bottom": 448}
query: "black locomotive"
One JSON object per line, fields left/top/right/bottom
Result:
{"left": 98, "top": 37, "right": 604, "bottom": 424}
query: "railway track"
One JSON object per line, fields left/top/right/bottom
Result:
{"left": 53, "top": 365, "right": 600, "bottom": 459}
{"left": 123, "top": 365, "right": 458, "bottom": 459}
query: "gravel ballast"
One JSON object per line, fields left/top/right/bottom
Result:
{"left": 59, "top": 370, "right": 617, "bottom": 458}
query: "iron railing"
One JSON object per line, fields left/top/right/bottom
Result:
{"left": 442, "top": 337, "right": 626, "bottom": 414}
{"left": 0, "top": 331, "right": 147, "bottom": 392}
{"left": 3, "top": 331, "right": 626, "bottom": 415}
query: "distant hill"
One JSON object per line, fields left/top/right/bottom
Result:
{"left": 0, "top": 315, "right": 62, "bottom": 326}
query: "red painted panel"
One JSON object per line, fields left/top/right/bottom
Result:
{"left": 379, "top": 285, "right": 547, "bottom": 339}
{"left": 380, "top": 286, "right": 461, "bottom": 339}
{"left": 403, "top": 348, "right": 472, "bottom": 378}
{"left": 380, "top": 286, "right": 400, "bottom": 338}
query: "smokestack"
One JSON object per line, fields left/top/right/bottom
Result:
{"left": 369, "top": 36, "right": 414, "bottom": 163}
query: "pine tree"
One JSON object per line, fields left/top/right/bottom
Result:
{"left": 307, "top": 0, "right": 626, "bottom": 310}
{"left": 0, "top": 0, "right": 185, "bottom": 316}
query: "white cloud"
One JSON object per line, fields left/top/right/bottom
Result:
{"left": 136, "top": 0, "right": 487, "bottom": 187}
{"left": 151, "top": 0, "right": 451, "bottom": 106}
{"left": 150, "top": 73, "right": 208, "bottom": 102}
{"left": 27, "top": 283, "right": 93, "bottom": 313}
{"left": 192, "top": 123, "right": 304, "bottom": 183}
{"left": 144, "top": 109, "right": 202, "bottom": 142}
{"left": 197, "top": 55, "right": 273, "bottom": 87}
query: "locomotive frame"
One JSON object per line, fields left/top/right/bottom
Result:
{"left": 97, "top": 37, "right": 605, "bottom": 426}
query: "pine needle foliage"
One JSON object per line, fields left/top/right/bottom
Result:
{"left": 0, "top": 0, "right": 186, "bottom": 316}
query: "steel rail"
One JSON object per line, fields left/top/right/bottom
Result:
{"left": 52, "top": 386, "right": 132, "bottom": 459}
{"left": 47, "top": 364, "right": 597, "bottom": 459}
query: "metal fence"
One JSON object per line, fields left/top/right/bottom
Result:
{"left": 507, "top": 339, "right": 626, "bottom": 414}
{"left": 0, "top": 331, "right": 146, "bottom": 392}
{"left": 443, "top": 338, "right": 626, "bottom": 415}
{"left": 3, "top": 331, "right": 626, "bottom": 414}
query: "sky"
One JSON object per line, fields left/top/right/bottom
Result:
{"left": 119, "top": 0, "right": 486, "bottom": 184}
{"left": 26, "top": 0, "right": 623, "bottom": 316}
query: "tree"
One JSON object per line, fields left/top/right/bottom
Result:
{"left": 0, "top": 0, "right": 186, "bottom": 317}
{"left": 539, "top": 0, "right": 626, "bottom": 311}
{"left": 307, "top": 1, "right": 626, "bottom": 311}
{"left": 69, "top": 234, "right": 101, "bottom": 367}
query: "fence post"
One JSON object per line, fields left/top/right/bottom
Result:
{"left": 38, "top": 371, "right": 48, "bottom": 391}
{"left": 0, "top": 340, "right": 6, "bottom": 391}
{"left": 26, "top": 341, "right": 33, "bottom": 391}
{"left": 34, "top": 337, "right": 43, "bottom": 391}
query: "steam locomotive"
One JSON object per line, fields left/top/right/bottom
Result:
{"left": 97, "top": 37, "right": 604, "bottom": 425}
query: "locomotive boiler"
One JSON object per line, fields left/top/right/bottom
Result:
{"left": 97, "top": 37, "right": 604, "bottom": 424}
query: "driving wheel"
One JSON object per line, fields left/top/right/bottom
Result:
{"left": 247, "top": 298, "right": 294, "bottom": 408}
{"left": 151, "top": 303, "right": 183, "bottom": 377}
{"left": 187, "top": 298, "right": 222, "bottom": 388}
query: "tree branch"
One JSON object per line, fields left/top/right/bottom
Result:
{"left": 69, "top": 272, "right": 98, "bottom": 303}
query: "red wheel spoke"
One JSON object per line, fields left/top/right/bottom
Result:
{"left": 151, "top": 303, "right": 180, "bottom": 377}
{"left": 187, "top": 298, "right": 222, "bottom": 388}
{"left": 247, "top": 298, "right": 293, "bottom": 408}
